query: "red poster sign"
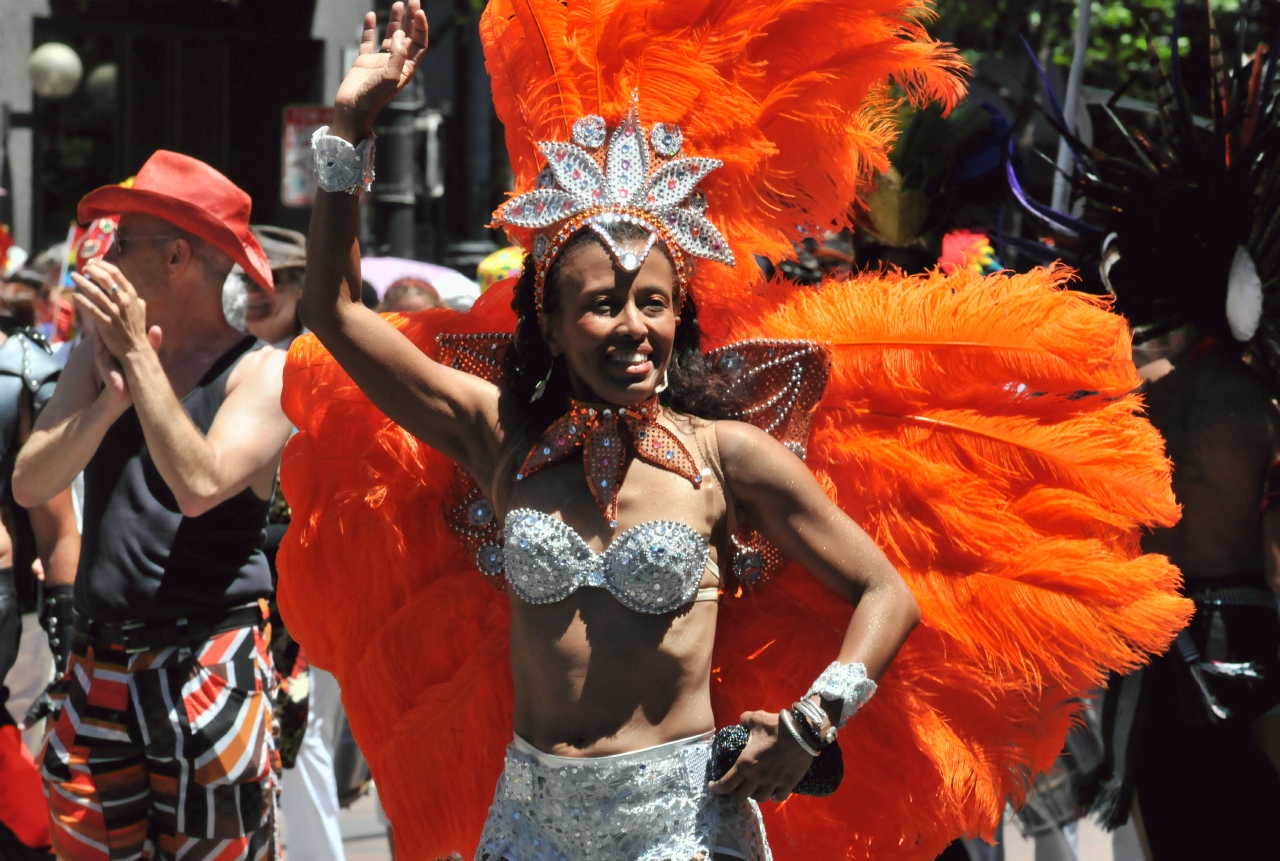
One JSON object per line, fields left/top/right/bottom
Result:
{"left": 281, "top": 105, "right": 336, "bottom": 207}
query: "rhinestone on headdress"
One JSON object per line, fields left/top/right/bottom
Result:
{"left": 494, "top": 108, "right": 736, "bottom": 315}
{"left": 651, "top": 123, "right": 683, "bottom": 158}
{"left": 573, "top": 115, "right": 608, "bottom": 149}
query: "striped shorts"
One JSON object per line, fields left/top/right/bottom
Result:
{"left": 39, "top": 624, "right": 279, "bottom": 861}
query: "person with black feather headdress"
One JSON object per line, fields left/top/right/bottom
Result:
{"left": 1012, "top": 4, "right": 1280, "bottom": 857}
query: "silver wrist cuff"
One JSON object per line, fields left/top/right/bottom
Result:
{"left": 312, "top": 126, "right": 376, "bottom": 194}
{"left": 805, "top": 661, "right": 876, "bottom": 729}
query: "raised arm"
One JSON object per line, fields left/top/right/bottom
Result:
{"left": 300, "top": 1, "right": 504, "bottom": 482}
{"left": 123, "top": 340, "right": 293, "bottom": 518}
{"left": 66, "top": 260, "right": 294, "bottom": 517}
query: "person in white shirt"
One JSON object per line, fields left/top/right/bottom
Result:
{"left": 246, "top": 224, "right": 349, "bottom": 861}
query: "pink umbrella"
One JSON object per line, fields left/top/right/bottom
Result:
{"left": 359, "top": 257, "right": 480, "bottom": 311}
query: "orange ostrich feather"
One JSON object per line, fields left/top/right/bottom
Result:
{"left": 481, "top": 0, "right": 966, "bottom": 332}
{"left": 278, "top": 267, "right": 1190, "bottom": 860}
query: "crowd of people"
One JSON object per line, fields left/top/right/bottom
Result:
{"left": 0, "top": 143, "right": 484, "bottom": 859}
{"left": 0, "top": 1, "right": 1277, "bottom": 861}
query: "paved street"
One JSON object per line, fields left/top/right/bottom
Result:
{"left": 281, "top": 786, "right": 394, "bottom": 861}
{"left": 1002, "top": 813, "right": 1116, "bottom": 861}
{"left": 339, "top": 791, "right": 394, "bottom": 861}
{"left": 299, "top": 794, "right": 1131, "bottom": 861}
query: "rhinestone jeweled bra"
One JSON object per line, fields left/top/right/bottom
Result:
{"left": 503, "top": 509, "right": 710, "bottom": 614}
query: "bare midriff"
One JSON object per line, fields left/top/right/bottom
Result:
{"left": 498, "top": 415, "right": 726, "bottom": 757}
{"left": 509, "top": 590, "right": 719, "bottom": 756}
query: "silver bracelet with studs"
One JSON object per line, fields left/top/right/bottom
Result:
{"left": 311, "top": 125, "right": 376, "bottom": 194}
{"left": 805, "top": 661, "right": 877, "bottom": 729}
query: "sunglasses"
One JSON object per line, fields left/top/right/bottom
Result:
{"left": 110, "top": 232, "right": 178, "bottom": 259}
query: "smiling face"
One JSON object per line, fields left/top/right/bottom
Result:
{"left": 540, "top": 237, "right": 679, "bottom": 406}
{"left": 245, "top": 267, "right": 303, "bottom": 344}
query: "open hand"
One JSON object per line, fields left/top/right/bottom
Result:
{"left": 333, "top": 1, "right": 429, "bottom": 141}
{"left": 708, "top": 710, "right": 815, "bottom": 803}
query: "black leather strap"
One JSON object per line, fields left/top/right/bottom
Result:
{"left": 0, "top": 323, "right": 60, "bottom": 419}
{"left": 39, "top": 583, "right": 74, "bottom": 676}
{"left": 73, "top": 603, "right": 266, "bottom": 653}
{"left": 1192, "top": 586, "right": 1277, "bottom": 611}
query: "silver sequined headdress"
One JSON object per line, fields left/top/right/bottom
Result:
{"left": 491, "top": 107, "right": 736, "bottom": 315}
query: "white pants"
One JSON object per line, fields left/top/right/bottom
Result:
{"left": 3, "top": 612, "right": 55, "bottom": 755}
{"left": 282, "top": 667, "right": 347, "bottom": 861}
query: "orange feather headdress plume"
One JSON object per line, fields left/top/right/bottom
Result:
{"left": 482, "top": 0, "right": 966, "bottom": 321}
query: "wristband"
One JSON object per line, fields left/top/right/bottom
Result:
{"left": 805, "top": 661, "right": 877, "bottom": 729}
{"left": 39, "top": 583, "right": 74, "bottom": 677}
{"left": 312, "top": 126, "right": 376, "bottom": 194}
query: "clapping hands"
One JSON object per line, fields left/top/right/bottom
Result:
{"left": 71, "top": 261, "right": 162, "bottom": 409}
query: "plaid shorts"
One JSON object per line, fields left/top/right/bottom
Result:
{"left": 40, "top": 623, "right": 279, "bottom": 861}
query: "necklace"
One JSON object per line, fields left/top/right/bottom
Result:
{"left": 515, "top": 397, "right": 703, "bottom": 526}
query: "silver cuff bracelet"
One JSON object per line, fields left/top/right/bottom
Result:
{"left": 312, "top": 126, "right": 376, "bottom": 194}
{"left": 805, "top": 661, "right": 877, "bottom": 729}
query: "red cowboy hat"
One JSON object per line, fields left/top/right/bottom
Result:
{"left": 78, "top": 150, "right": 274, "bottom": 291}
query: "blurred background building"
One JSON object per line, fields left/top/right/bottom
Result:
{"left": 3, "top": 0, "right": 1273, "bottom": 284}
{"left": 0, "top": 0, "right": 508, "bottom": 278}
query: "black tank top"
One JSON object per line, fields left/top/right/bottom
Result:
{"left": 77, "top": 336, "right": 273, "bottom": 622}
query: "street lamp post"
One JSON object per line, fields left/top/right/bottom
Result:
{"left": 29, "top": 42, "right": 83, "bottom": 100}
{"left": 372, "top": 77, "right": 420, "bottom": 258}
{"left": 0, "top": 104, "right": 11, "bottom": 233}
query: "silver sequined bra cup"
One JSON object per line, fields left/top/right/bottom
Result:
{"left": 503, "top": 509, "right": 710, "bottom": 614}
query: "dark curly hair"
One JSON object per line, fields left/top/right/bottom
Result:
{"left": 503, "top": 224, "right": 743, "bottom": 432}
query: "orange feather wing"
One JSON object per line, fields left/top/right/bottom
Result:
{"left": 278, "top": 267, "right": 1188, "bottom": 860}
{"left": 710, "top": 267, "right": 1188, "bottom": 859}
{"left": 280, "top": 3, "right": 1184, "bottom": 859}
{"left": 278, "top": 287, "right": 520, "bottom": 857}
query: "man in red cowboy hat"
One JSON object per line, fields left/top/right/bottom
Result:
{"left": 12, "top": 150, "right": 293, "bottom": 861}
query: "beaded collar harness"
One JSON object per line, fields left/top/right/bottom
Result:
{"left": 515, "top": 397, "right": 703, "bottom": 527}
{"left": 492, "top": 108, "right": 736, "bottom": 317}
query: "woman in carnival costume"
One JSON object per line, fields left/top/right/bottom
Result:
{"left": 281, "top": 1, "right": 1192, "bottom": 859}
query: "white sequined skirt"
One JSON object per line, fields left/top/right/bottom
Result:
{"left": 475, "top": 732, "right": 772, "bottom": 861}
